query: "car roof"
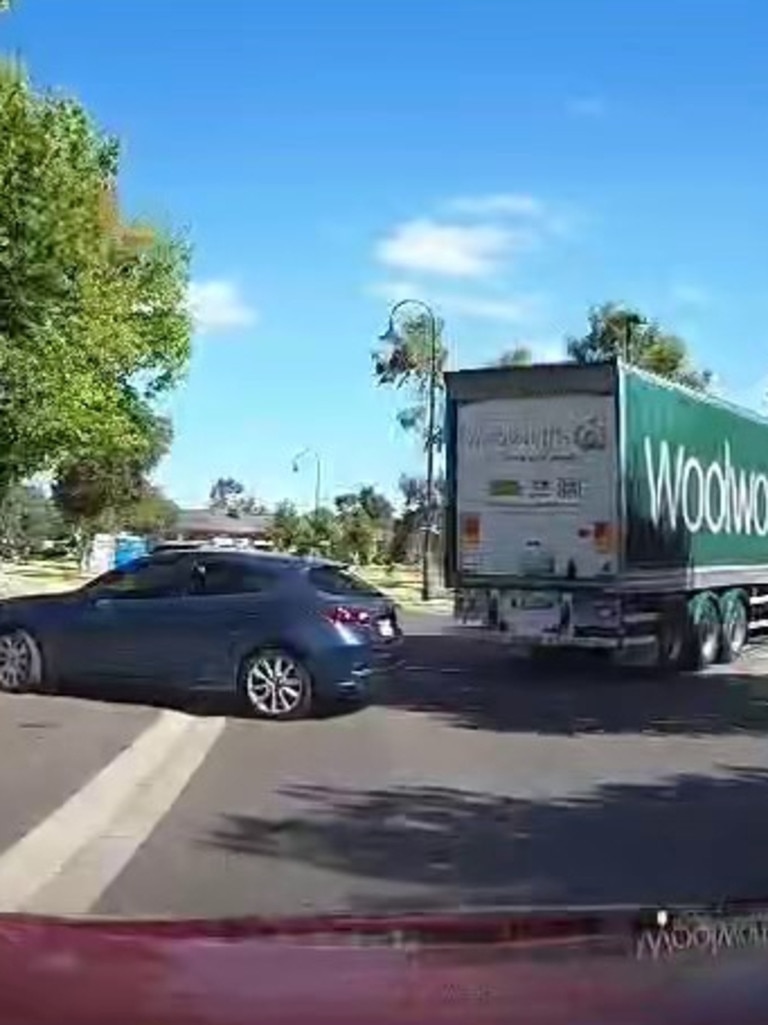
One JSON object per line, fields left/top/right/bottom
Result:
{"left": 157, "top": 547, "right": 346, "bottom": 573}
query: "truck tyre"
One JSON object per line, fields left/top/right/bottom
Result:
{"left": 657, "top": 606, "right": 687, "bottom": 670}
{"left": 685, "top": 593, "right": 722, "bottom": 670}
{"left": 717, "top": 590, "right": 748, "bottom": 663}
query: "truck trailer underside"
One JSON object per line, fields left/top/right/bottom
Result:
{"left": 454, "top": 579, "right": 763, "bottom": 670}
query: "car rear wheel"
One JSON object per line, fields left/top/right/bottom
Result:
{"left": 0, "top": 629, "right": 41, "bottom": 692}
{"left": 240, "top": 648, "right": 313, "bottom": 720}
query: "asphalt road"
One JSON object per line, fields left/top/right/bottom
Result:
{"left": 3, "top": 611, "right": 768, "bottom": 918}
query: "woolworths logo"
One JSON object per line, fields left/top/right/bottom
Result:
{"left": 644, "top": 437, "right": 768, "bottom": 536}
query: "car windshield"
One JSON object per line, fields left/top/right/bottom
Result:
{"left": 0, "top": 0, "right": 763, "bottom": 960}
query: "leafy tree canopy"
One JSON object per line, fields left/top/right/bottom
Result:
{"left": 51, "top": 413, "right": 173, "bottom": 536}
{"left": 372, "top": 312, "right": 449, "bottom": 443}
{"left": 494, "top": 346, "right": 533, "bottom": 368}
{"left": 0, "top": 60, "right": 191, "bottom": 492}
{"left": 566, "top": 303, "right": 711, "bottom": 390}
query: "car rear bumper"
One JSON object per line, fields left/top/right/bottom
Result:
{"left": 310, "top": 637, "right": 404, "bottom": 700}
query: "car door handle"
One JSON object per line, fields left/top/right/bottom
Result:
{"left": 93, "top": 598, "right": 113, "bottom": 611}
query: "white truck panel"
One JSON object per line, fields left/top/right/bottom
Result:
{"left": 456, "top": 394, "right": 619, "bottom": 580}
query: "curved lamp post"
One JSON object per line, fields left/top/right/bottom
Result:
{"left": 292, "top": 448, "right": 321, "bottom": 522}
{"left": 379, "top": 298, "right": 439, "bottom": 602}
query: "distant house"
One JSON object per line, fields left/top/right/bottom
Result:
{"left": 162, "top": 509, "right": 274, "bottom": 547}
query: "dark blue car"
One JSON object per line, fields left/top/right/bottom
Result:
{"left": 0, "top": 549, "right": 403, "bottom": 719}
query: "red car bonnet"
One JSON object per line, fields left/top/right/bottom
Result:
{"left": 0, "top": 910, "right": 765, "bottom": 1025}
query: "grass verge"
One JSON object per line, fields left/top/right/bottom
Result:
{"left": 361, "top": 564, "right": 452, "bottom": 614}
{"left": 0, "top": 559, "right": 86, "bottom": 597}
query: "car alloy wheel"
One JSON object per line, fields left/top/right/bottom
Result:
{"left": 242, "top": 649, "right": 312, "bottom": 720}
{"left": 0, "top": 629, "right": 40, "bottom": 692}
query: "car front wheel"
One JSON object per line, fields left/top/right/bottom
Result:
{"left": 0, "top": 629, "right": 42, "bottom": 693}
{"left": 240, "top": 648, "right": 313, "bottom": 720}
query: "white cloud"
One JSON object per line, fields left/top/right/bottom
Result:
{"left": 187, "top": 280, "right": 258, "bottom": 332}
{"left": 567, "top": 96, "right": 606, "bottom": 118}
{"left": 447, "top": 193, "right": 545, "bottom": 218}
{"left": 368, "top": 281, "right": 539, "bottom": 325}
{"left": 438, "top": 293, "right": 538, "bottom": 323}
{"left": 670, "top": 283, "right": 709, "bottom": 307}
{"left": 367, "top": 280, "right": 422, "bottom": 305}
{"left": 375, "top": 219, "right": 517, "bottom": 278}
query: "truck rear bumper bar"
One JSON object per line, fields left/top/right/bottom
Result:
{"left": 469, "top": 630, "right": 656, "bottom": 651}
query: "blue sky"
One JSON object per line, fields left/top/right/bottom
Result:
{"left": 4, "top": 0, "right": 768, "bottom": 510}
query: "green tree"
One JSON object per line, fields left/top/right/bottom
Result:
{"left": 0, "top": 61, "right": 191, "bottom": 495}
{"left": 239, "top": 495, "right": 269, "bottom": 515}
{"left": 373, "top": 312, "right": 449, "bottom": 444}
{"left": 209, "top": 479, "right": 267, "bottom": 517}
{"left": 334, "top": 486, "right": 392, "bottom": 524}
{"left": 495, "top": 345, "right": 533, "bottom": 367}
{"left": 51, "top": 414, "right": 173, "bottom": 556}
{"left": 304, "top": 507, "right": 340, "bottom": 557}
{"left": 335, "top": 509, "right": 377, "bottom": 565}
{"left": 332, "top": 486, "right": 392, "bottom": 565}
{"left": 356, "top": 485, "right": 393, "bottom": 524}
{"left": 269, "top": 500, "right": 303, "bottom": 551}
{"left": 209, "top": 477, "right": 245, "bottom": 514}
{"left": 121, "top": 487, "right": 179, "bottom": 536}
{"left": 389, "top": 473, "right": 446, "bottom": 566}
{"left": 0, "top": 484, "right": 66, "bottom": 559}
{"left": 566, "top": 303, "right": 711, "bottom": 390}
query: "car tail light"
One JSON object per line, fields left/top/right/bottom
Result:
{"left": 325, "top": 605, "right": 371, "bottom": 626}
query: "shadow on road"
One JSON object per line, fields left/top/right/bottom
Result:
{"left": 52, "top": 679, "right": 364, "bottom": 722}
{"left": 380, "top": 628, "right": 768, "bottom": 736}
{"left": 203, "top": 772, "right": 768, "bottom": 910}
{"left": 52, "top": 680, "right": 245, "bottom": 718}
{"left": 43, "top": 618, "right": 768, "bottom": 737}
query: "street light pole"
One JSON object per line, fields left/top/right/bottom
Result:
{"left": 292, "top": 448, "right": 321, "bottom": 522}
{"left": 379, "top": 298, "right": 439, "bottom": 603}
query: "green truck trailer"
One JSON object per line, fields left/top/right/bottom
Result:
{"left": 444, "top": 360, "right": 768, "bottom": 668}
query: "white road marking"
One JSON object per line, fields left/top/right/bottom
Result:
{"left": 0, "top": 708, "right": 225, "bottom": 913}
{"left": 26, "top": 714, "right": 226, "bottom": 915}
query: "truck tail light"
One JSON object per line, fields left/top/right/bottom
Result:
{"left": 593, "top": 522, "right": 615, "bottom": 553}
{"left": 461, "top": 514, "right": 481, "bottom": 547}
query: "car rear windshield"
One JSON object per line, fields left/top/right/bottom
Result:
{"left": 307, "top": 565, "right": 383, "bottom": 598}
